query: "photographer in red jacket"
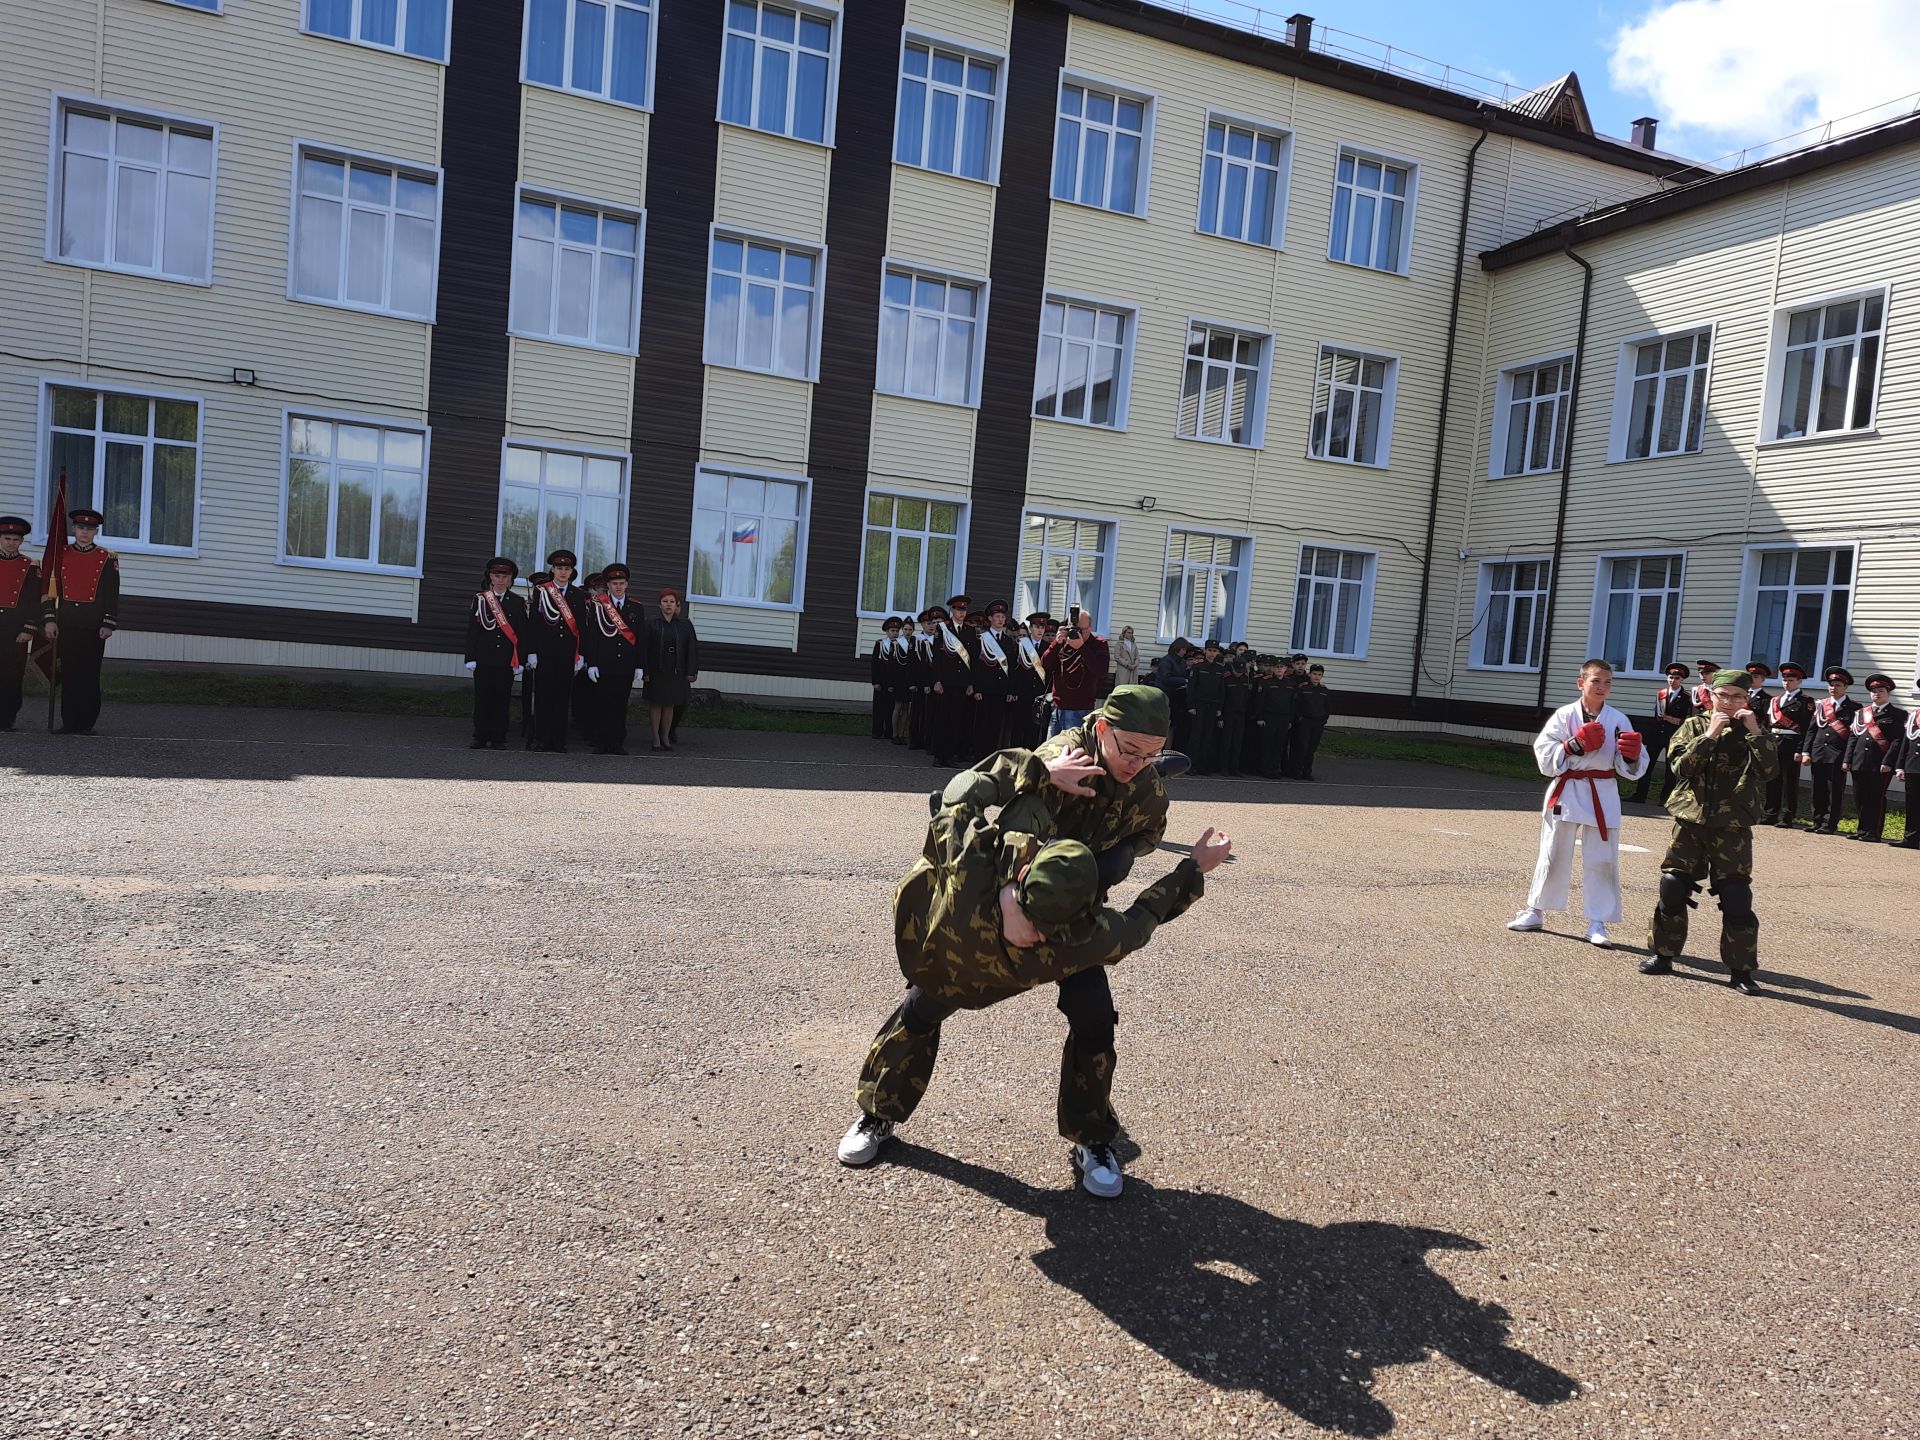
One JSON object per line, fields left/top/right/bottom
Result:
{"left": 1040, "top": 605, "right": 1109, "bottom": 739}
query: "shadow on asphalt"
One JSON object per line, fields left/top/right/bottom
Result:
{"left": 885, "top": 1141, "right": 1580, "bottom": 1437}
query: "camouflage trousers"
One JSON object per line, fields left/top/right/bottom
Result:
{"left": 1648, "top": 821, "right": 1759, "bottom": 971}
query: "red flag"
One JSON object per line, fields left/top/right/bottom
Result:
{"left": 42, "top": 470, "right": 68, "bottom": 609}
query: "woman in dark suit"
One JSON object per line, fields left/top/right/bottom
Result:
{"left": 643, "top": 587, "right": 699, "bottom": 751}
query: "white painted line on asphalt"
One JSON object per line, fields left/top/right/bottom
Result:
{"left": 1619, "top": 844, "right": 1651, "bottom": 853}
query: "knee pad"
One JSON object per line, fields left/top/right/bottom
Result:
{"left": 1657, "top": 870, "right": 1699, "bottom": 914}
{"left": 1715, "top": 876, "right": 1756, "bottom": 927}
{"left": 900, "top": 987, "right": 949, "bottom": 1034}
{"left": 1070, "top": 1009, "right": 1117, "bottom": 1054}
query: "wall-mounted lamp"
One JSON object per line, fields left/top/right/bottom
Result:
{"left": 231, "top": 367, "right": 258, "bottom": 386}
{"left": 1138, "top": 496, "right": 1157, "bottom": 511}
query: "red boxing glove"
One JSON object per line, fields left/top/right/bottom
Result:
{"left": 1617, "top": 730, "right": 1644, "bottom": 763}
{"left": 1571, "top": 720, "right": 1606, "bottom": 754}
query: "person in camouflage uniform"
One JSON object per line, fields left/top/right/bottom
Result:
{"left": 1641, "top": 669, "right": 1779, "bottom": 995}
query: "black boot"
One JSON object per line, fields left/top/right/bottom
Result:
{"left": 1638, "top": 955, "right": 1674, "bottom": 976}
{"left": 1729, "top": 970, "right": 1761, "bottom": 996}
{"left": 1888, "top": 835, "right": 1919, "bottom": 849}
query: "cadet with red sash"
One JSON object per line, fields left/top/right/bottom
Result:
{"left": 1762, "top": 661, "right": 1813, "bottom": 826}
{"left": 1799, "top": 667, "right": 1859, "bottom": 835}
{"left": 584, "top": 563, "right": 644, "bottom": 755}
{"left": 1692, "top": 659, "right": 1720, "bottom": 711}
{"left": 0, "top": 517, "right": 42, "bottom": 731}
{"left": 465, "top": 557, "right": 527, "bottom": 750}
{"left": 1744, "top": 661, "right": 1775, "bottom": 728}
{"left": 527, "top": 550, "right": 586, "bottom": 753}
{"left": 44, "top": 508, "right": 119, "bottom": 736}
{"left": 1846, "top": 674, "right": 1906, "bottom": 843}
{"left": 1632, "top": 662, "right": 1694, "bottom": 804}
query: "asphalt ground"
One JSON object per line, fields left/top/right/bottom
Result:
{"left": 2, "top": 705, "right": 1915, "bottom": 1440}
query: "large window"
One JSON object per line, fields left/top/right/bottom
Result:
{"left": 1476, "top": 559, "right": 1552, "bottom": 671}
{"left": 690, "top": 469, "right": 807, "bottom": 608}
{"left": 705, "top": 232, "right": 821, "bottom": 379}
{"left": 1291, "top": 544, "right": 1374, "bottom": 658}
{"left": 497, "top": 442, "right": 627, "bottom": 582}
{"left": 1619, "top": 330, "right": 1710, "bottom": 460}
{"left": 719, "top": 1, "right": 835, "bottom": 144}
{"left": 1771, "top": 292, "right": 1886, "bottom": 441}
{"left": 524, "top": 0, "right": 653, "bottom": 106}
{"left": 1497, "top": 357, "right": 1573, "bottom": 476}
{"left": 292, "top": 147, "right": 439, "bottom": 320}
{"left": 307, "top": 0, "right": 449, "bottom": 62}
{"left": 1745, "top": 547, "right": 1852, "bottom": 678}
{"left": 859, "top": 492, "right": 964, "bottom": 616}
{"left": 895, "top": 37, "right": 999, "bottom": 183}
{"left": 1160, "top": 530, "right": 1247, "bottom": 643}
{"left": 1196, "top": 115, "right": 1288, "bottom": 248}
{"left": 1309, "top": 346, "right": 1395, "bottom": 466}
{"left": 53, "top": 101, "right": 214, "bottom": 284}
{"left": 1017, "top": 513, "right": 1110, "bottom": 627}
{"left": 1179, "top": 322, "right": 1267, "bottom": 446}
{"left": 1595, "top": 553, "right": 1684, "bottom": 677}
{"left": 1033, "top": 296, "right": 1130, "bottom": 429}
{"left": 510, "top": 193, "right": 642, "bottom": 352}
{"left": 1052, "top": 79, "right": 1149, "bottom": 216}
{"left": 1329, "top": 147, "right": 1412, "bottom": 273}
{"left": 877, "top": 266, "right": 983, "bottom": 406}
{"left": 45, "top": 385, "right": 199, "bottom": 553}
{"left": 283, "top": 413, "right": 426, "bottom": 574}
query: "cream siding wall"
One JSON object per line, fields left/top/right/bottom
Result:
{"left": 1495, "top": 136, "right": 1667, "bottom": 243}
{"left": 887, "top": 166, "right": 996, "bottom": 275}
{"left": 507, "top": 339, "right": 636, "bottom": 448}
{"left": 905, "top": 0, "right": 1013, "bottom": 51}
{"left": 713, "top": 126, "right": 831, "bottom": 244}
{"left": 700, "top": 368, "right": 813, "bottom": 473}
{"left": 519, "top": 86, "right": 648, "bottom": 207}
{"left": 694, "top": 604, "right": 801, "bottom": 651}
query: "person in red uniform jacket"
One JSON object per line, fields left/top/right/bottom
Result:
{"left": 0, "top": 516, "right": 43, "bottom": 731}
{"left": 43, "top": 508, "right": 119, "bottom": 735}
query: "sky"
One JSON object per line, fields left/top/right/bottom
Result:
{"left": 1173, "top": 0, "right": 1920, "bottom": 166}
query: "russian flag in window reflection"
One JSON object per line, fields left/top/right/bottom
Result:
{"left": 731, "top": 521, "right": 758, "bottom": 544}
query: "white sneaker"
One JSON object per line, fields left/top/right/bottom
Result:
{"left": 1071, "top": 1142, "right": 1124, "bottom": 1199}
{"left": 1507, "top": 907, "right": 1545, "bottom": 932}
{"left": 836, "top": 1113, "right": 893, "bottom": 1167}
{"left": 1585, "top": 922, "right": 1613, "bottom": 948}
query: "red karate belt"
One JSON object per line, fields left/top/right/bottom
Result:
{"left": 1548, "top": 769, "right": 1619, "bottom": 841}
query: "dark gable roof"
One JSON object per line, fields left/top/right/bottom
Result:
{"left": 1480, "top": 110, "right": 1920, "bottom": 270}
{"left": 1505, "top": 73, "right": 1594, "bottom": 135}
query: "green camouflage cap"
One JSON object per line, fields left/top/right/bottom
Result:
{"left": 1710, "top": 668, "right": 1751, "bottom": 689}
{"left": 1017, "top": 840, "right": 1100, "bottom": 929}
{"left": 1097, "top": 683, "right": 1171, "bottom": 738}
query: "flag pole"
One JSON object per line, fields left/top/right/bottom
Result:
{"left": 43, "top": 470, "right": 68, "bottom": 733}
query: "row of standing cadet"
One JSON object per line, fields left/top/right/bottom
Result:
{"left": 0, "top": 511, "right": 119, "bottom": 735}
{"left": 1147, "top": 638, "right": 1334, "bottom": 781}
{"left": 867, "top": 600, "right": 1057, "bottom": 766}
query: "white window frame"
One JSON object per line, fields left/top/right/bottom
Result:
{"left": 702, "top": 223, "right": 826, "bottom": 382}
{"left": 1177, "top": 317, "right": 1273, "bottom": 448}
{"left": 152, "top": 0, "right": 222, "bottom": 10}
{"left": 286, "top": 140, "right": 443, "bottom": 322}
{"left": 1290, "top": 540, "right": 1378, "bottom": 661}
{"left": 1588, "top": 549, "right": 1688, "bottom": 680}
{"left": 1327, "top": 141, "right": 1417, "bottom": 276}
{"left": 874, "top": 258, "right": 988, "bottom": 409}
{"left": 1032, "top": 289, "right": 1137, "bottom": 432}
{"left": 1157, "top": 527, "right": 1254, "bottom": 644}
{"left": 508, "top": 185, "right": 646, "bottom": 356}
{"left": 1194, "top": 109, "right": 1292, "bottom": 250}
{"left": 1731, "top": 541, "right": 1860, "bottom": 681}
{"left": 36, "top": 377, "right": 204, "bottom": 557}
{"left": 686, "top": 463, "right": 813, "bottom": 612}
{"left": 277, "top": 407, "right": 431, "bottom": 577}
{"left": 1016, "top": 506, "right": 1120, "bottom": 635}
{"left": 1490, "top": 351, "right": 1575, "bottom": 478}
{"left": 1469, "top": 556, "right": 1554, "bottom": 673}
{"left": 894, "top": 29, "right": 1006, "bottom": 186}
{"left": 1050, "top": 70, "right": 1155, "bottom": 219}
{"left": 716, "top": 0, "right": 841, "bottom": 147}
{"left": 46, "top": 94, "right": 219, "bottom": 287}
{"left": 1759, "top": 283, "right": 1892, "bottom": 446}
{"left": 856, "top": 486, "right": 970, "bottom": 619}
{"left": 1604, "top": 324, "right": 1714, "bottom": 463}
{"left": 494, "top": 436, "right": 633, "bottom": 583}
{"left": 304, "top": 0, "right": 452, "bottom": 64}
{"left": 519, "top": 0, "right": 656, "bottom": 110}
{"left": 1308, "top": 342, "right": 1399, "bottom": 468}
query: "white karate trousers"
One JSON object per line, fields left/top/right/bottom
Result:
{"left": 1524, "top": 813, "right": 1622, "bottom": 924}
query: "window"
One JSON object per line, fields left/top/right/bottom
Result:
{"left": 283, "top": 414, "right": 426, "bottom": 573}
{"left": 719, "top": 1, "right": 835, "bottom": 144}
{"left": 510, "top": 193, "right": 643, "bottom": 352}
{"left": 1160, "top": 530, "right": 1248, "bottom": 642}
{"left": 877, "top": 266, "right": 983, "bottom": 406}
{"left": 53, "top": 101, "right": 214, "bottom": 284}
{"left": 859, "top": 492, "right": 965, "bottom": 616}
{"left": 1745, "top": 547, "right": 1852, "bottom": 678}
{"left": 1771, "top": 293, "right": 1886, "bottom": 440}
{"left": 895, "top": 37, "right": 999, "bottom": 183}
{"left": 1033, "top": 296, "right": 1130, "bottom": 428}
{"left": 157, "top": 0, "right": 221, "bottom": 9}
{"left": 45, "top": 385, "right": 199, "bottom": 552}
{"left": 1329, "top": 148, "right": 1412, "bottom": 273}
{"left": 690, "top": 469, "right": 807, "bottom": 608}
{"left": 497, "top": 442, "right": 628, "bottom": 581}
{"left": 1017, "top": 513, "right": 1110, "bottom": 627}
{"left": 1595, "top": 553, "right": 1684, "bottom": 676}
{"left": 291, "top": 147, "right": 439, "bottom": 320}
{"left": 307, "top": 0, "right": 448, "bottom": 62}
{"left": 1052, "top": 79, "right": 1149, "bottom": 215}
{"left": 1309, "top": 346, "right": 1395, "bottom": 466}
{"left": 1179, "top": 322, "right": 1267, "bottom": 446}
{"left": 1619, "top": 330, "right": 1709, "bottom": 460}
{"left": 1291, "top": 545, "right": 1373, "bottom": 658}
{"left": 705, "top": 231, "right": 821, "bottom": 379}
{"left": 1197, "top": 116, "right": 1288, "bottom": 247}
{"left": 1476, "top": 559, "right": 1552, "bottom": 670}
{"left": 1496, "top": 357, "right": 1573, "bottom": 476}
{"left": 523, "top": 0, "right": 652, "bottom": 106}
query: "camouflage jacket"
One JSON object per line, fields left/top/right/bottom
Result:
{"left": 957, "top": 724, "right": 1171, "bottom": 861}
{"left": 1664, "top": 713, "right": 1778, "bottom": 828}
{"left": 892, "top": 789, "right": 1204, "bottom": 1010}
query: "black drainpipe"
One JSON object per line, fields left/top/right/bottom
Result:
{"left": 1533, "top": 229, "right": 1594, "bottom": 720}
{"left": 1408, "top": 114, "right": 1488, "bottom": 722}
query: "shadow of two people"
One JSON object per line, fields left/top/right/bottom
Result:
{"left": 886, "top": 1142, "right": 1580, "bottom": 1437}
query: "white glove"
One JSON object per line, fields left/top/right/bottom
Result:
{"left": 573, "top": 656, "right": 584, "bottom": 673}
{"left": 526, "top": 654, "right": 538, "bottom": 670}
{"left": 587, "top": 666, "right": 600, "bottom": 682}
{"left": 632, "top": 670, "right": 645, "bottom": 688}
{"left": 464, "top": 661, "right": 476, "bottom": 672}
{"left": 512, "top": 666, "right": 523, "bottom": 676}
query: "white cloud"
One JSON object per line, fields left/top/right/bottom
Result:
{"left": 1609, "top": 0, "right": 1920, "bottom": 161}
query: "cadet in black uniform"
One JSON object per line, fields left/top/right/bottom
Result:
{"left": 1800, "top": 667, "right": 1859, "bottom": 835}
{"left": 1744, "top": 661, "right": 1774, "bottom": 723}
{"left": 885, "top": 618, "right": 915, "bottom": 745}
{"left": 527, "top": 551, "right": 586, "bottom": 753}
{"left": 1253, "top": 655, "right": 1295, "bottom": 778}
{"left": 870, "top": 617, "right": 901, "bottom": 740}
{"left": 1846, "top": 674, "right": 1906, "bottom": 842}
{"left": 1632, "top": 662, "right": 1695, "bottom": 804}
{"left": 927, "top": 605, "right": 971, "bottom": 766}
{"left": 518, "top": 570, "right": 549, "bottom": 748}
{"left": 1291, "top": 664, "right": 1333, "bottom": 781}
{"left": 1761, "top": 661, "right": 1813, "bottom": 825}
{"left": 465, "top": 557, "right": 529, "bottom": 750}
{"left": 971, "top": 602, "right": 1016, "bottom": 759}
{"left": 1888, "top": 686, "right": 1918, "bottom": 849}
{"left": 0, "top": 517, "right": 41, "bottom": 731}
{"left": 583, "top": 563, "right": 644, "bottom": 755}
{"left": 1221, "top": 647, "right": 1251, "bottom": 776}
{"left": 45, "top": 508, "right": 120, "bottom": 735}
{"left": 1187, "top": 640, "right": 1225, "bottom": 775}
{"left": 909, "top": 611, "right": 936, "bottom": 750}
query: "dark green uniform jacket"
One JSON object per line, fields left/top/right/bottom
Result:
{"left": 956, "top": 724, "right": 1171, "bottom": 864}
{"left": 1664, "top": 714, "right": 1778, "bottom": 827}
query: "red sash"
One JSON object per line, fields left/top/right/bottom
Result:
{"left": 479, "top": 590, "right": 520, "bottom": 668}
{"left": 1693, "top": 684, "right": 1713, "bottom": 707}
{"left": 1860, "top": 707, "right": 1887, "bottom": 748}
{"left": 1820, "top": 700, "right": 1850, "bottom": 738}
{"left": 595, "top": 596, "right": 639, "bottom": 649}
{"left": 540, "top": 584, "right": 580, "bottom": 645}
{"left": 1769, "top": 693, "right": 1804, "bottom": 732}
{"left": 1547, "top": 769, "right": 1619, "bottom": 841}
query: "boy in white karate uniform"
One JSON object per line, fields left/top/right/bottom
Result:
{"left": 1509, "top": 659, "right": 1650, "bottom": 947}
